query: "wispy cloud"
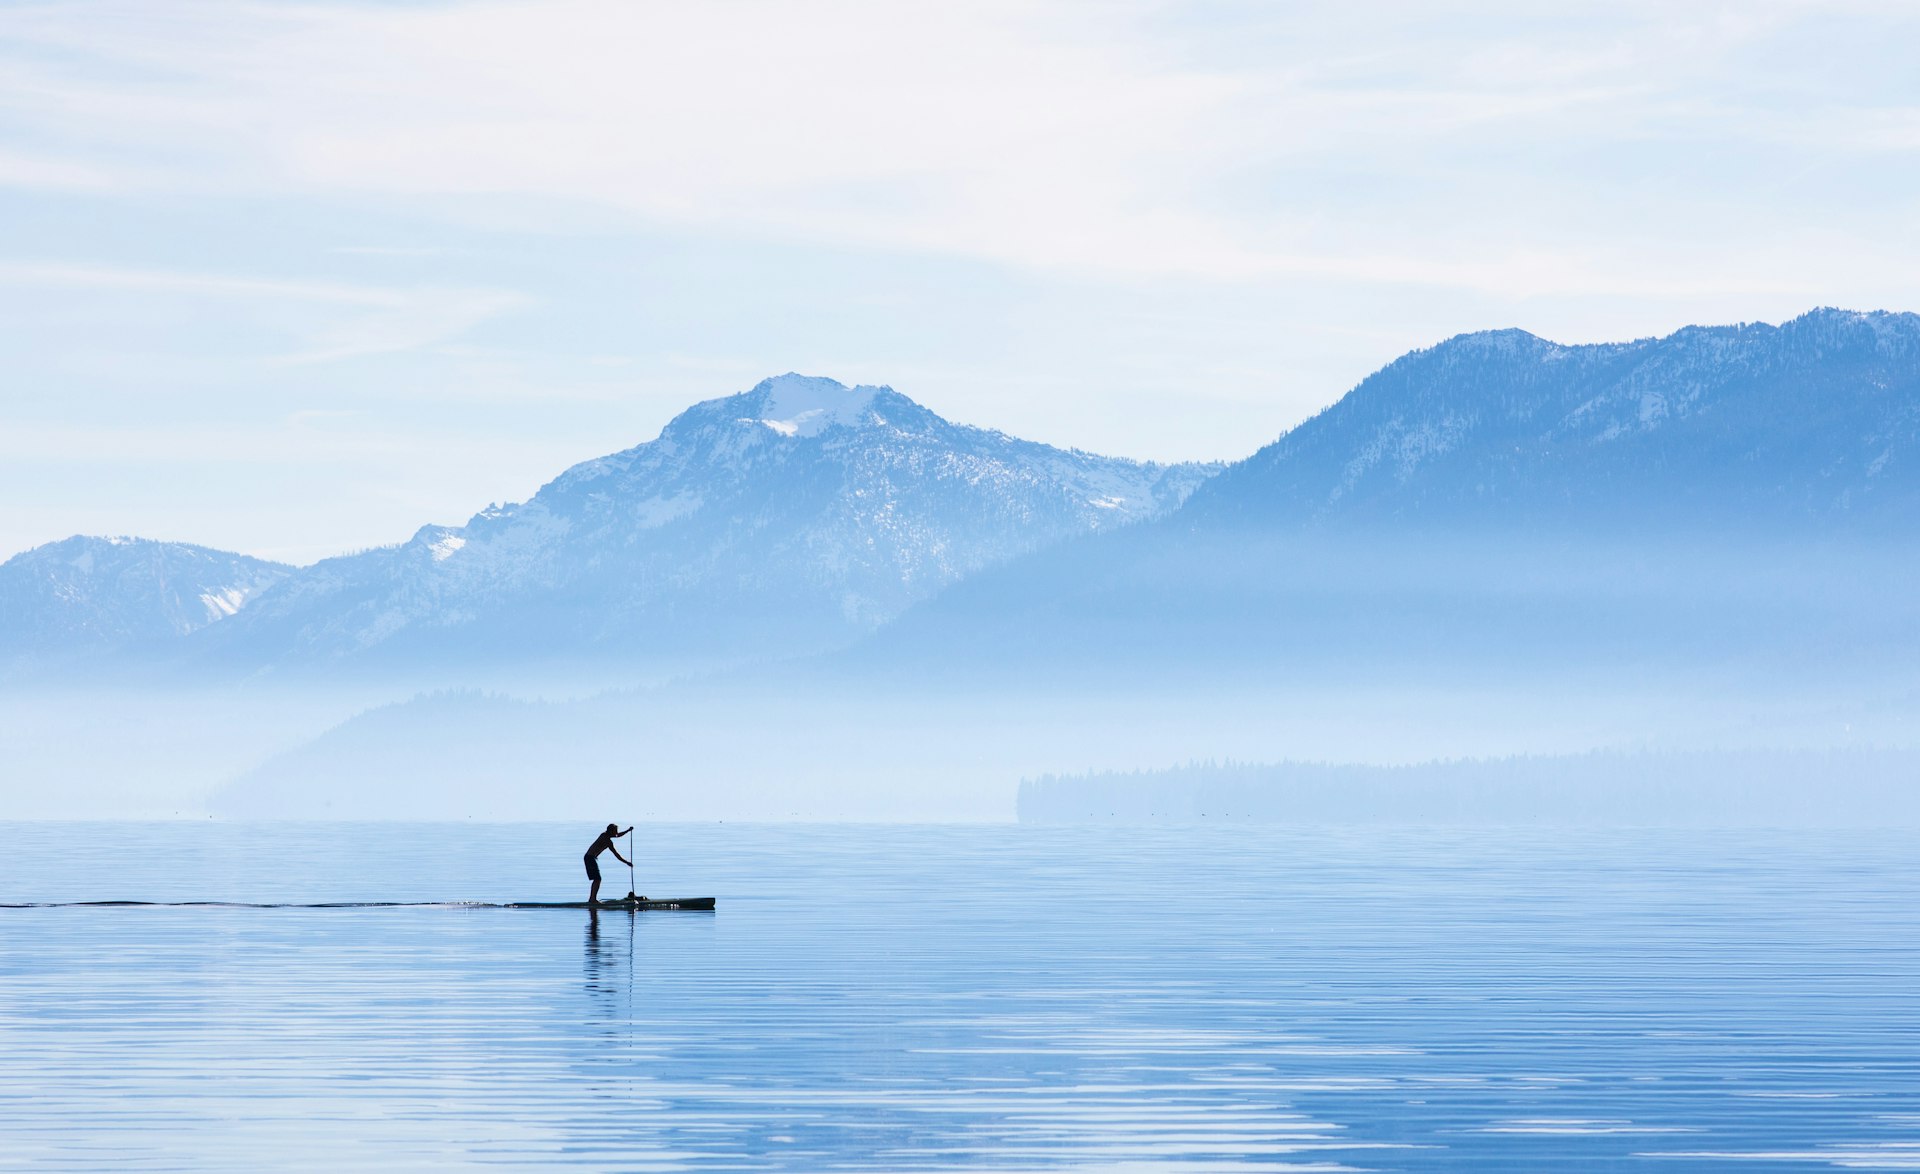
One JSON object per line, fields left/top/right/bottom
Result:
{"left": 6, "top": 0, "right": 1916, "bottom": 294}
{"left": 0, "top": 260, "right": 415, "bottom": 303}
{"left": 5, "top": 0, "right": 1920, "bottom": 558}
{"left": 0, "top": 259, "right": 526, "bottom": 361}
{"left": 275, "top": 288, "right": 526, "bottom": 365}
{"left": 0, "top": 148, "right": 129, "bottom": 191}
{"left": 330, "top": 245, "right": 452, "bottom": 258}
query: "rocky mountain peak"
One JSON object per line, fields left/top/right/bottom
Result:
{"left": 745, "top": 374, "right": 884, "bottom": 438}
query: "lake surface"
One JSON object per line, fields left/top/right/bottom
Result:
{"left": 4, "top": 822, "right": 1919, "bottom": 1171}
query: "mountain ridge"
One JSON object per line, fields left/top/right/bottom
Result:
{"left": 0, "top": 536, "right": 291, "bottom": 661}
{"left": 13, "top": 309, "right": 1920, "bottom": 685}
{"left": 850, "top": 307, "right": 1920, "bottom": 686}
{"left": 1180, "top": 307, "right": 1920, "bottom": 533}
{"left": 172, "top": 373, "right": 1218, "bottom": 676}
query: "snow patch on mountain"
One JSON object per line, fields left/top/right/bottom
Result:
{"left": 631, "top": 492, "right": 702, "bottom": 529}
{"left": 750, "top": 373, "right": 880, "bottom": 438}
{"left": 0, "top": 536, "right": 293, "bottom": 657}
{"left": 200, "top": 587, "right": 251, "bottom": 619}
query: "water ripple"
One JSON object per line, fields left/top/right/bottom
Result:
{"left": 2, "top": 823, "right": 1919, "bottom": 1170}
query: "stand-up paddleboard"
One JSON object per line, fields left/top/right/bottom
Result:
{"left": 2, "top": 899, "right": 717, "bottom": 911}
{"left": 508, "top": 897, "right": 716, "bottom": 911}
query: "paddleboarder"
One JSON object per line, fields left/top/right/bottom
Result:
{"left": 584, "top": 823, "right": 633, "bottom": 906}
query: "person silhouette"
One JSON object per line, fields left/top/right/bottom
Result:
{"left": 584, "top": 823, "right": 632, "bottom": 905}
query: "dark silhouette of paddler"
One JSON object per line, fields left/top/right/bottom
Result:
{"left": 584, "top": 823, "right": 633, "bottom": 905}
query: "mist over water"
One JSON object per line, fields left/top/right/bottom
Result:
{"left": 6, "top": 821, "right": 1920, "bottom": 1171}
{"left": 12, "top": 312, "right": 1920, "bottom": 823}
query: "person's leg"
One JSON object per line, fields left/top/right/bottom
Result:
{"left": 589, "top": 875, "right": 602, "bottom": 904}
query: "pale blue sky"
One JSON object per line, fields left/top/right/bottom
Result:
{"left": 4, "top": 0, "right": 1918, "bottom": 563}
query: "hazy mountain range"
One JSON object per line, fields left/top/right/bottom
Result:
{"left": 4, "top": 373, "right": 1215, "bottom": 679}
{"left": 8, "top": 307, "right": 1920, "bottom": 687}
{"left": 858, "top": 307, "right": 1920, "bottom": 686}
{"left": 13, "top": 307, "right": 1920, "bottom": 818}
{"left": 1018, "top": 749, "right": 1920, "bottom": 827}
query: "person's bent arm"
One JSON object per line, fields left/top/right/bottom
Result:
{"left": 612, "top": 849, "right": 631, "bottom": 866}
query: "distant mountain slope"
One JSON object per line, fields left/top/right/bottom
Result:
{"left": 197, "top": 374, "right": 1216, "bottom": 672}
{"left": 0, "top": 536, "right": 291, "bottom": 657}
{"left": 1018, "top": 750, "right": 1920, "bottom": 826}
{"left": 854, "top": 309, "right": 1920, "bottom": 685}
{"left": 1185, "top": 308, "right": 1920, "bottom": 533}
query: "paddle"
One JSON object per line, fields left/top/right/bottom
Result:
{"left": 625, "top": 824, "right": 639, "bottom": 903}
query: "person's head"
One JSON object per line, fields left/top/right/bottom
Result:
{"left": 606, "top": 823, "right": 618, "bottom": 834}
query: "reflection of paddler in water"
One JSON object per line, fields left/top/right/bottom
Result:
{"left": 582, "top": 907, "right": 623, "bottom": 998}
{"left": 584, "top": 907, "right": 605, "bottom": 978}
{"left": 584, "top": 823, "right": 633, "bottom": 905}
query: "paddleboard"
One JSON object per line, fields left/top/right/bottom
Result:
{"left": 4, "top": 898, "right": 717, "bottom": 911}
{"left": 507, "top": 898, "right": 716, "bottom": 911}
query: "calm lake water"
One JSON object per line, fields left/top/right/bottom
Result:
{"left": 4, "top": 822, "right": 1919, "bottom": 1172}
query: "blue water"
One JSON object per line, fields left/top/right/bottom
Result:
{"left": 4, "top": 823, "right": 1919, "bottom": 1171}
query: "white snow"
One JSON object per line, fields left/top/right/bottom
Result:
{"left": 199, "top": 587, "right": 249, "bottom": 620}
{"left": 429, "top": 534, "right": 467, "bottom": 562}
{"left": 754, "top": 374, "right": 878, "bottom": 438}
{"left": 631, "top": 492, "right": 702, "bottom": 529}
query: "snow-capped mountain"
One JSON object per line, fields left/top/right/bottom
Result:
{"left": 198, "top": 374, "right": 1216, "bottom": 671}
{"left": 0, "top": 536, "right": 291, "bottom": 658}
{"left": 1183, "top": 307, "right": 1920, "bottom": 532}
{"left": 860, "top": 309, "right": 1920, "bottom": 684}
